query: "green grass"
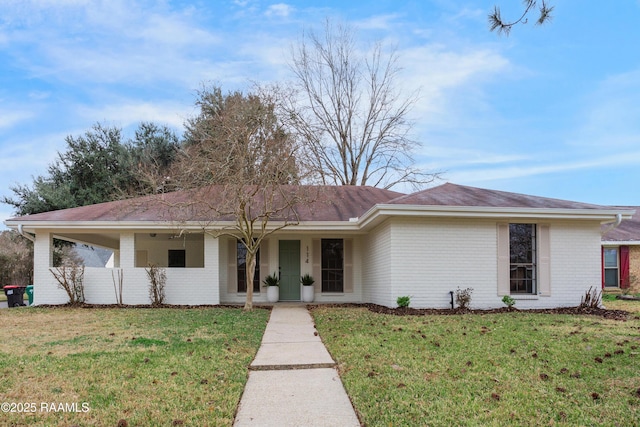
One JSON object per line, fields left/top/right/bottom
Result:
{"left": 312, "top": 304, "right": 640, "bottom": 426}
{"left": 0, "top": 307, "right": 269, "bottom": 426}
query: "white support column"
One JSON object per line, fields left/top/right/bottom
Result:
{"left": 119, "top": 233, "right": 136, "bottom": 269}
{"left": 205, "top": 233, "right": 220, "bottom": 305}
{"left": 33, "top": 231, "right": 67, "bottom": 305}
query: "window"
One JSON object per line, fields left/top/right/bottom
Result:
{"left": 321, "top": 239, "right": 344, "bottom": 292}
{"left": 604, "top": 247, "right": 619, "bottom": 288}
{"left": 510, "top": 224, "right": 536, "bottom": 294}
{"left": 237, "top": 240, "right": 260, "bottom": 293}
{"left": 168, "top": 250, "right": 186, "bottom": 268}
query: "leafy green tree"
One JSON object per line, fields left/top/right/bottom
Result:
{"left": 3, "top": 122, "right": 180, "bottom": 216}
{"left": 126, "top": 122, "right": 181, "bottom": 195}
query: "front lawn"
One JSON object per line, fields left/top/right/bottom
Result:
{"left": 312, "top": 304, "right": 640, "bottom": 426}
{"left": 0, "top": 307, "right": 269, "bottom": 426}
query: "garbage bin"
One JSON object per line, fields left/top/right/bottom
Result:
{"left": 3, "top": 286, "right": 27, "bottom": 307}
{"left": 25, "top": 285, "right": 34, "bottom": 306}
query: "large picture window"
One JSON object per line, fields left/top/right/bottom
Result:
{"left": 510, "top": 224, "right": 536, "bottom": 294}
{"left": 237, "top": 240, "right": 260, "bottom": 293}
{"left": 321, "top": 239, "right": 344, "bottom": 292}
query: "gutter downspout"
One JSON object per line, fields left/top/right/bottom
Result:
{"left": 601, "top": 213, "right": 623, "bottom": 236}
{"left": 17, "top": 224, "right": 35, "bottom": 242}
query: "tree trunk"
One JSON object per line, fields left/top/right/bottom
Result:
{"left": 243, "top": 251, "right": 257, "bottom": 311}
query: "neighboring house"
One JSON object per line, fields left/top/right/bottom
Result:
{"left": 601, "top": 207, "right": 640, "bottom": 293}
{"left": 5, "top": 183, "right": 634, "bottom": 309}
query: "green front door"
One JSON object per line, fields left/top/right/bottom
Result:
{"left": 279, "top": 240, "right": 301, "bottom": 301}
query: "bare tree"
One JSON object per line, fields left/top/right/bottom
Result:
{"left": 142, "top": 86, "right": 310, "bottom": 310}
{"left": 286, "top": 19, "right": 436, "bottom": 190}
{"left": 0, "top": 230, "right": 33, "bottom": 286}
{"left": 489, "top": 0, "right": 554, "bottom": 35}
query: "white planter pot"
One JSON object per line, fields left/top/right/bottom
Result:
{"left": 267, "top": 286, "right": 279, "bottom": 303}
{"left": 301, "top": 285, "right": 315, "bottom": 303}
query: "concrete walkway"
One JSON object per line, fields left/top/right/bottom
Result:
{"left": 233, "top": 304, "right": 360, "bottom": 427}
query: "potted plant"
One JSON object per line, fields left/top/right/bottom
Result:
{"left": 263, "top": 272, "right": 280, "bottom": 303}
{"left": 300, "top": 273, "right": 315, "bottom": 303}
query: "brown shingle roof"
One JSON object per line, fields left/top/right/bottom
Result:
{"left": 7, "top": 185, "right": 405, "bottom": 223}
{"left": 388, "top": 183, "right": 616, "bottom": 210}
{"left": 602, "top": 207, "right": 640, "bottom": 242}
{"left": 7, "top": 183, "right": 631, "bottom": 227}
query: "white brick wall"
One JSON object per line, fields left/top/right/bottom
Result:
{"left": 386, "top": 217, "right": 497, "bottom": 309}
{"left": 30, "top": 219, "right": 603, "bottom": 309}
{"left": 33, "top": 231, "right": 68, "bottom": 305}
{"left": 373, "top": 217, "right": 603, "bottom": 310}
{"left": 32, "top": 231, "right": 220, "bottom": 306}
{"left": 362, "top": 220, "right": 392, "bottom": 306}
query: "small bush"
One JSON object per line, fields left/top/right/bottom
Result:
{"left": 502, "top": 295, "right": 516, "bottom": 309}
{"left": 455, "top": 287, "right": 473, "bottom": 309}
{"left": 579, "top": 286, "right": 602, "bottom": 309}
{"left": 146, "top": 264, "right": 166, "bottom": 306}
{"left": 397, "top": 296, "right": 411, "bottom": 308}
{"left": 112, "top": 268, "right": 124, "bottom": 305}
{"left": 50, "top": 263, "right": 85, "bottom": 305}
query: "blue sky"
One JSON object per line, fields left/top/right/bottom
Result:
{"left": 1, "top": 0, "right": 639, "bottom": 225}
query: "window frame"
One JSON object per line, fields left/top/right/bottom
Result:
{"left": 237, "top": 240, "right": 260, "bottom": 293}
{"left": 168, "top": 249, "right": 186, "bottom": 268}
{"left": 509, "top": 223, "right": 537, "bottom": 295}
{"left": 321, "top": 238, "right": 344, "bottom": 293}
{"left": 603, "top": 247, "right": 619, "bottom": 288}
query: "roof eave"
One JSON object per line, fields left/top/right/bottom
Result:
{"left": 5, "top": 219, "right": 363, "bottom": 234}
{"left": 358, "top": 205, "right": 635, "bottom": 230}
{"left": 602, "top": 240, "right": 640, "bottom": 245}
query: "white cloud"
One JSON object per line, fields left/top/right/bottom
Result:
{"left": 0, "top": 131, "right": 66, "bottom": 174}
{"left": 399, "top": 45, "right": 510, "bottom": 118}
{"left": 421, "top": 145, "right": 527, "bottom": 167}
{"left": 77, "top": 101, "right": 190, "bottom": 130}
{"left": 266, "top": 3, "right": 293, "bottom": 18}
{"left": 571, "top": 68, "right": 640, "bottom": 149}
{"left": 0, "top": 110, "right": 33, "bottom": 130}
{"left": 446, "top": 150, "right": 640, "bottom": 185}
{"left": 1, "top": 0, "right": 224, "bottom": 88}
{"left": 355, "top": 14, "right": 402, "bottom": 31}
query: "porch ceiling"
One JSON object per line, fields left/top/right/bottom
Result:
{"left": 53, "top": 232, "right": 120, "bottom": 250}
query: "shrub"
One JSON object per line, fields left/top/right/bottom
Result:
{"left": 579, "top": 286, "right": 601, "bottom": 309}
{"left": 112, "top": 268, "right": 124, "bottom": 305}
{"left": 146, "top": 264, "right": 166, "bottom": 306}
{"left": 397, "top": 295, "right": 411, "bottom": 308}
{"left": 50, "top": 263, "right": 85, "bottom": 305}
{"left": 455, "top": 287, "right": 473, "bottom": 309}
{"left": 502, "top": 295, "right": 516, "bottom": 309}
